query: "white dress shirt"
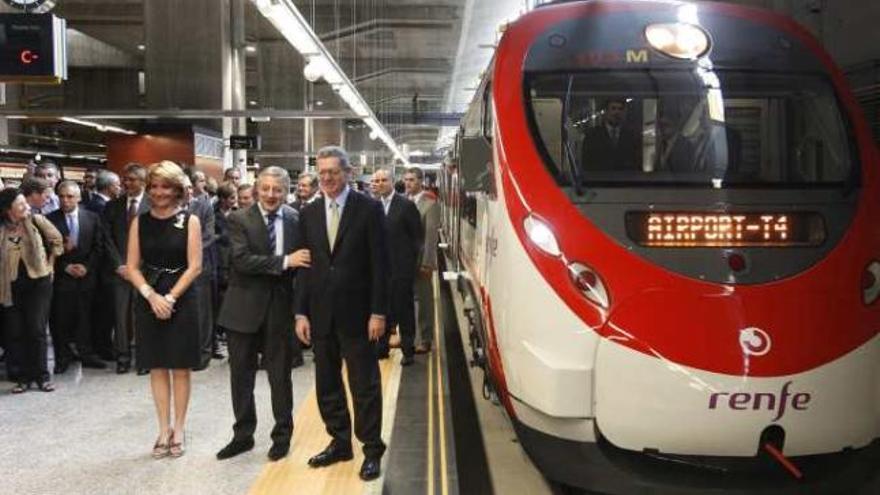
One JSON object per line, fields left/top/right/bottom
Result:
{"left": 380, "top": 193, "right": 393, "bottom": 215}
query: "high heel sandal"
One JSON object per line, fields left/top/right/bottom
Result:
{"left": 152, "top": 429, "right": 172, "bottom": 459}
{"left": 169, "top": 430, "right": 186, "bottom": 458}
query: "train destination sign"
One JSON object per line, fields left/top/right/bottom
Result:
{"left": 626, "top": 212, "right": 825, "bottom": 247}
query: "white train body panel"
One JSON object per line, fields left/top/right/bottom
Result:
{"left": 595, "top": 334, "right": 880, "bottom": 455}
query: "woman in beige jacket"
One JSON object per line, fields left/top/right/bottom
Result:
{"left": 0, "top": 187, "right": 63, "bottom": 393}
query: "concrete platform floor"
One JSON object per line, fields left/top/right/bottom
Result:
{"left": 0, "top": 356, "right": 315, "bottom": 495}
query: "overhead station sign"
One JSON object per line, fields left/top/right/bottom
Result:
{"left": 229, "top": 135, "right": 261, "bottom": 151}
{"left": 0, "top": 13, "right": 66, "bottom": 83}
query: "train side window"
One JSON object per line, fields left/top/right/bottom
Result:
{"left": 483, "top": 83, "right": 495, "bottom": 142}
{"left": 482, "top": 83, "right": 497, "bottom": 198}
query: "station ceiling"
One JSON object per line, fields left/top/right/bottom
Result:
{"left": 0, "top": 0, "right": 876, "bottom": 169}
{"left": 0, "top": 0, "right": 531, "bottom": 169}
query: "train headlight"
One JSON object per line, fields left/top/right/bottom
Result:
{"left": 523, "top": 214, "right": 561, "bottom": 257}
{"left": 645, "top": 23, "right": 710, "bottom": 60}
{"left": 863, "top": 261, "right": 880, "bottom": 305}
{"left": 568, "top": 262, "right": 610, "bottom": 309}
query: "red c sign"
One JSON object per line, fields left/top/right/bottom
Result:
{"left": 20, "top": 49, "right": 38, "bottom": 64}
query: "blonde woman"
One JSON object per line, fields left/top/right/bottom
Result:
{"left": 127, "top": 161, "right": 202, "bottom": 458}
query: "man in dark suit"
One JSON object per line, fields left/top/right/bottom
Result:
{"left": 216, "top": 166, "right": 311, "bottom": 462}
{"left": 103, "top": 162, "right": 150, "bottom": 374}
{"left": 47, "top": 181, "right": 107, "bottom": 372}
{"left": 182, "top": 173, "right": 217, "bottom": 370}
{"left": 580, "top": 99, "right": 641, "bottom": 172}
{"left": 85, "top": 170, "right": 120, "bottom": 360}
{"left": 295, "top": 145, "right": 390, "bottom": 481}
{"left": 213, "top": 183, "right": 237, "bottom": 357}
{"left": 289, "top": 172, "right": 318, "bottom": 211}
{"left": 80, "top": 168, "right": 97, "bottom": 205}
{"left": 372, "top": 168, "right": 422, "bottom": 365}
{"left": 84, "top": 170, "right": 120, "bottom": 215}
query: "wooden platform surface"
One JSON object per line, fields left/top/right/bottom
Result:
{"left": 248, "top": 356, "right": 401, "bottom": 495}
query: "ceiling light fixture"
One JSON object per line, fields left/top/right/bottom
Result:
{"left": 252, "top": 0, "right": 408, "bottom": 164}
{"left": 60, "top": 116, "right": 136, "bottom": 135}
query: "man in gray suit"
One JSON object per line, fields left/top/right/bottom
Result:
{"left": 403, "top": 166, "right": 440, "bottom": 353}
{"left": 216, "top": 166, "right": 311, "bottom": 462}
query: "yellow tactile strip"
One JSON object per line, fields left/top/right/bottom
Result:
{"left": 248, "top": 357, "right": 398, "bottom": 495}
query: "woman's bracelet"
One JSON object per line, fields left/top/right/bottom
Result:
{"left": 138, "top": 284, "right": 154, "bottom": 299}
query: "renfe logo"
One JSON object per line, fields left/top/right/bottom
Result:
{"left": 709, "top": 381, "right": 811, "bottom": 422}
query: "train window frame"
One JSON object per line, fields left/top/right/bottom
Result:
{"left": 523, "top": 69, "right": 860, "bottom": 191}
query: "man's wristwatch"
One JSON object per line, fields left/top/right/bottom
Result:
{"left": 163, "top": 294, "right": 177, "bottom": 305}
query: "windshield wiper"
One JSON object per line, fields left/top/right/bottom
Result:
{"left": 562, "top": 76, "right": 584, "bottom": 196}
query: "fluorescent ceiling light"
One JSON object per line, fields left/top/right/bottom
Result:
{"left": 252, "top": 0, "right": 408, "bottom": 165}
{"left": 60, "top": 117, "right": 136, "bottom": 135}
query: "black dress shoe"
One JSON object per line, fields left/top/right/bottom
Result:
{"left": 268, "top": 442, "right": 290, "bottom": 461}
{"left": 137, "top": 368, "right": 150, "bottom": 376}
{"left": 308, "top": 443, "right": 353, "bottom": 468}
{"left": 359, "top": 457, "right": 381, "bottom": 481}
{"left": 216, "top": 438, "right": 255, "bottom": 460}
{"left": 81, "top": 355, "right": 108, "bottom": 369}
{"left": 116, "top": 361, "right": 130, "bottom": 374}
{"left": 211, "top": 350, "right": 225, "bottom": 360}
{"left": 291, "top": 356, "right": 304, "bottom": 369}
{"left": 400, "top": 355, "right": 415, "bottom": 366}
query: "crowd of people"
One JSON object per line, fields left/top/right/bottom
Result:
{"left": 0, "top": 146, "right": 440, "bottom": 480}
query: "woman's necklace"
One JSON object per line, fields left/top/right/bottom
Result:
{"left": 6, "top": 223, "right": 23, "bottom": 244}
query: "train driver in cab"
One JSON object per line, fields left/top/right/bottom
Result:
{"left": 580, "top": 98, "right": 641, "bottom": 172}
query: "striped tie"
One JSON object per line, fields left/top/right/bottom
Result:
{"left": 267, "top": 212, "right": 277, "bottom": 253}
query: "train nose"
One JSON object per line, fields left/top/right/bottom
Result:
{"left": 592, "top": 290, "right": 880, "bottom": 457}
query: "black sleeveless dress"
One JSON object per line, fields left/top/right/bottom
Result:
{"left": 134, "top": 211, "right": 201, "bottom": 369}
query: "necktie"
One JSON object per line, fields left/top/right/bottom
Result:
{"left": 266, "top": 212, "right": 278, "bottom": 254}
{"left": 67, "top": 213, "right": 78, "bottom": 247}
{"left": 328, "top": 201, "right": 340, "bottom": 252}
{"left": 127, "top": 198, "right": 138, "bottom": 224}
{"left": 383, "top": 197, "right": 391, "bottom": 215}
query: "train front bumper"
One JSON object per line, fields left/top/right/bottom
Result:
{"left": 593, "top": 333, "right": 880, "bottom": 457}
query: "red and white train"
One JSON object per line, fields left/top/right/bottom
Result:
{"left": 439, "top": 0, "right": 880, "bottom": 492}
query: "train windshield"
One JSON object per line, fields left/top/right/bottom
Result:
{"left": 526, "top": 70, "right": 855, "bottom": 188}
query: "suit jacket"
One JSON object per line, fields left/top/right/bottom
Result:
{"left": 384, "top": 194, "right": 422, "bottom": 281}
{"left": 217, "top": 204, "right": 300, "bottom": 334}
{"left": 214, "top": 205, "right": 233, "bottom": 284}
{"left": 414, "top": 193, "right": 440, "bottom": 270}
{"left": 47, "top": 208, "right": 102, "bottom": 290}
{"left": 84, "top": 195, "right": 108, "bottom": 215}
{"left": 102, "top": 194, "right": 151, "bottom": 271}
{"left": 289, "top": 199, "right": 306, "bottom": 212}
{"left": 295, "top": 190, "right": 390, "bottom": 337}
{"left": 580, "top": 124, "right": 641, "bottom": 171}
{"left": 0, "top": 214, "right": 64, "bottom": 307}
{"left": 187, "top": 197, "right": 216, "bottom": 275}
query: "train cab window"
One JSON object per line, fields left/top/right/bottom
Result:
{"left": 526, "top": 71, "right": 855, "bottom": 189}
